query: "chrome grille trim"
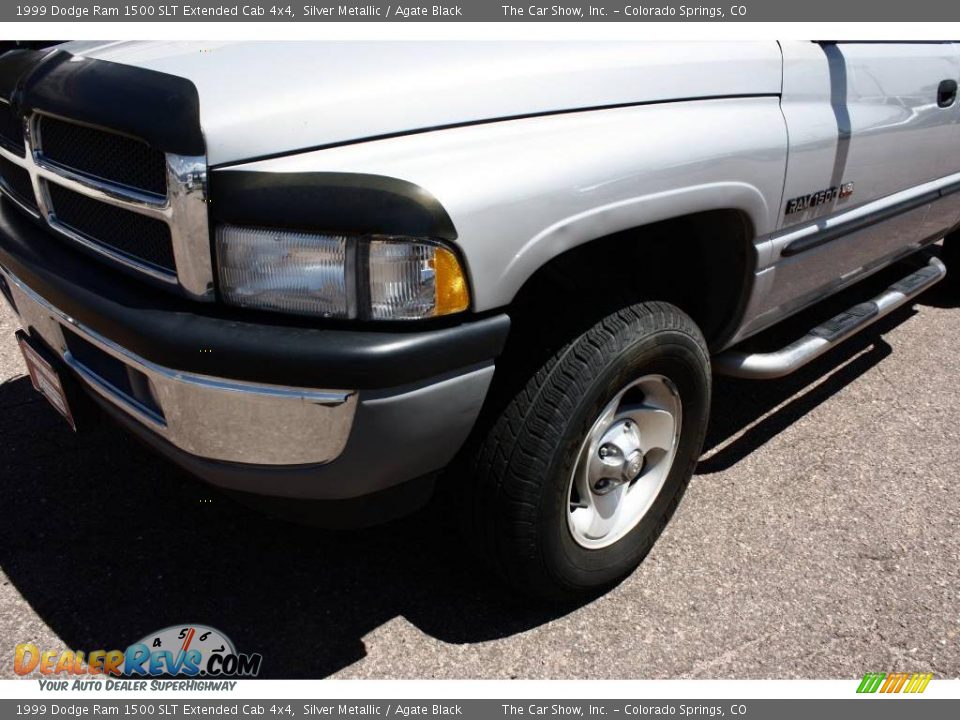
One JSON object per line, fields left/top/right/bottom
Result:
{"left": 35, "top": 157, "right": 170, "bottom": 211}
{"left": 166, "top": 153, "right": 215, "bottom": 299}
{"left": 44, "top": 201, "right": 177, "bottom": 285}
{"left": 0, "top": 110, "right": 214, "bottom": 301}
{"left": 0, "top": 149, "right": 39, "bottom": 217}
{"left": 36, "top": 114, "right": 168, "bottom": 197}
{"left": 0, "top": 180, "right": 39, "bottom": 218}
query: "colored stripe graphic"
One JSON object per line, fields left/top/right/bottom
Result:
{"left": 857, "top": 672, "right": 932, "bottom": 694}
{"left": 908, "top": 674, "right": 933, "bottom": 693}
{"left": 857, "top": 673, "right": 885, "bottom": 693}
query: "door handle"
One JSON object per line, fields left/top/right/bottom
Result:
{"left": 938, "top": 79, "right": 958, "bottom": 108}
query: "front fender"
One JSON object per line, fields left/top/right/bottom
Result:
{"left": 221, "top": 96, "right": 787, "bottom": 311}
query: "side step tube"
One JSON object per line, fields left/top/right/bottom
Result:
{"left": 714, "top": 256, "right": 946, "bottom": 380}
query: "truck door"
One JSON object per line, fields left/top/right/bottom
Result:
{"left": 750, "top": 41, "right": 960, "bottom": 331}
{"left": 919, "top": 41, "right": 960, "bottom": 238}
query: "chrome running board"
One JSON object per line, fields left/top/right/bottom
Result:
{"left": 714, "top": 256, "right": 946, "bottom": 380}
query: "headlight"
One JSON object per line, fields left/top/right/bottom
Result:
{"left": 216, "top": 225, "right": 469, "bottom": 320}
{"left": 216, "top": 226, "right": 350, "bottom": 317}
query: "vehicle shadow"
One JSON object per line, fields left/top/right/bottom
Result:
{"left": 0, "top": 373, "right": 575, "bottom": 678}
{"left": 0, "top": 261, "right": 951, "bottom": 678}
{"left": 702, "top": 253, "right": 956, "bottom": 471}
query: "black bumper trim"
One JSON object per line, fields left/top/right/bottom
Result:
{"left": 0, "top": 200, "right": 509, "bottom": 389}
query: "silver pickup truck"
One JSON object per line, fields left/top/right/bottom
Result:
{"left": 0, "top": 41, "right": 957, "bottom": 598}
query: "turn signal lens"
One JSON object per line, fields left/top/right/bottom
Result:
{"left": 433, "top": 246, "right": 470, "bottom": 316}
{"left": 368, "top": 240, "right": 469, "bottom": 319}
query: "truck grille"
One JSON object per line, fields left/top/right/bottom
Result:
{"left": 38, "top": 115, "right": 167, "bottom": 196}
{"left": 0, "top": 109, "right": 211, "bottom": 297}
{"left": 0, "top": 50, "right": 213, "bottom": 300}
{"left": 0, "top": 154, "right": 38, "bottom": 212}
{"left": 0, "top": 102, "right": 24, "bottom": 157}
{"left": 48, "top": 183, "right": 176, "bottom": 271}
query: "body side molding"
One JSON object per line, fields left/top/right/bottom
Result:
{"left": 774, "top": 171, "right": 960, "bottom": 260}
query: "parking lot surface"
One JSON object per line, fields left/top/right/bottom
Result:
{"left": 1, "top": 259, "right": 958, "bottom": 679}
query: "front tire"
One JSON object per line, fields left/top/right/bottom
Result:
{"left": 464, "top": 302, "right": 711, "bottom": 600}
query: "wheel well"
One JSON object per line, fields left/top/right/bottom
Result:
{"left": 505, "top": 209, "right": 755, "bottom": 354}
{"left": 463, "top": 209, "right": 753, "bottom": 451}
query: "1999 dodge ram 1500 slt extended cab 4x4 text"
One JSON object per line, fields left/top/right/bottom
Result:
{"left": 1, "top": 41, "right": 958, "bottom": 598}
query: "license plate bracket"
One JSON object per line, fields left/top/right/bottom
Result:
{"left": 16, "top": 330, "right": 77, "bottom": 431}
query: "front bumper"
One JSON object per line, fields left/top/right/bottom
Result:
{"left": 0, "top": 200, "right": 507, "bottom": 500}
{"left": 2, "top": 265, "right": 358, "bottom": 465}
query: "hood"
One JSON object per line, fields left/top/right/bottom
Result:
{"left": 59, "top": 41, "right": 783, "bottom": 166}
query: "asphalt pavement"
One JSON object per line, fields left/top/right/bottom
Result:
{"left": 1, "top": 258, "right": 958, "bottom": 679}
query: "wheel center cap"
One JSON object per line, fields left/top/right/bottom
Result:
{"left": 624, "top": 450, "right": 644, "bottom": 479}
{"left": 594, "top": 420, "right": 645, "bottom": 493}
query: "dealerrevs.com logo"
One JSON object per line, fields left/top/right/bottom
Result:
{"left": 14, "top": 624, "right": 262, "bottom": 686}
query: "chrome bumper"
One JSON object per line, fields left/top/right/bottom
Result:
{"left": 0, "top": 264, "right": 358, "bottom": 465}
